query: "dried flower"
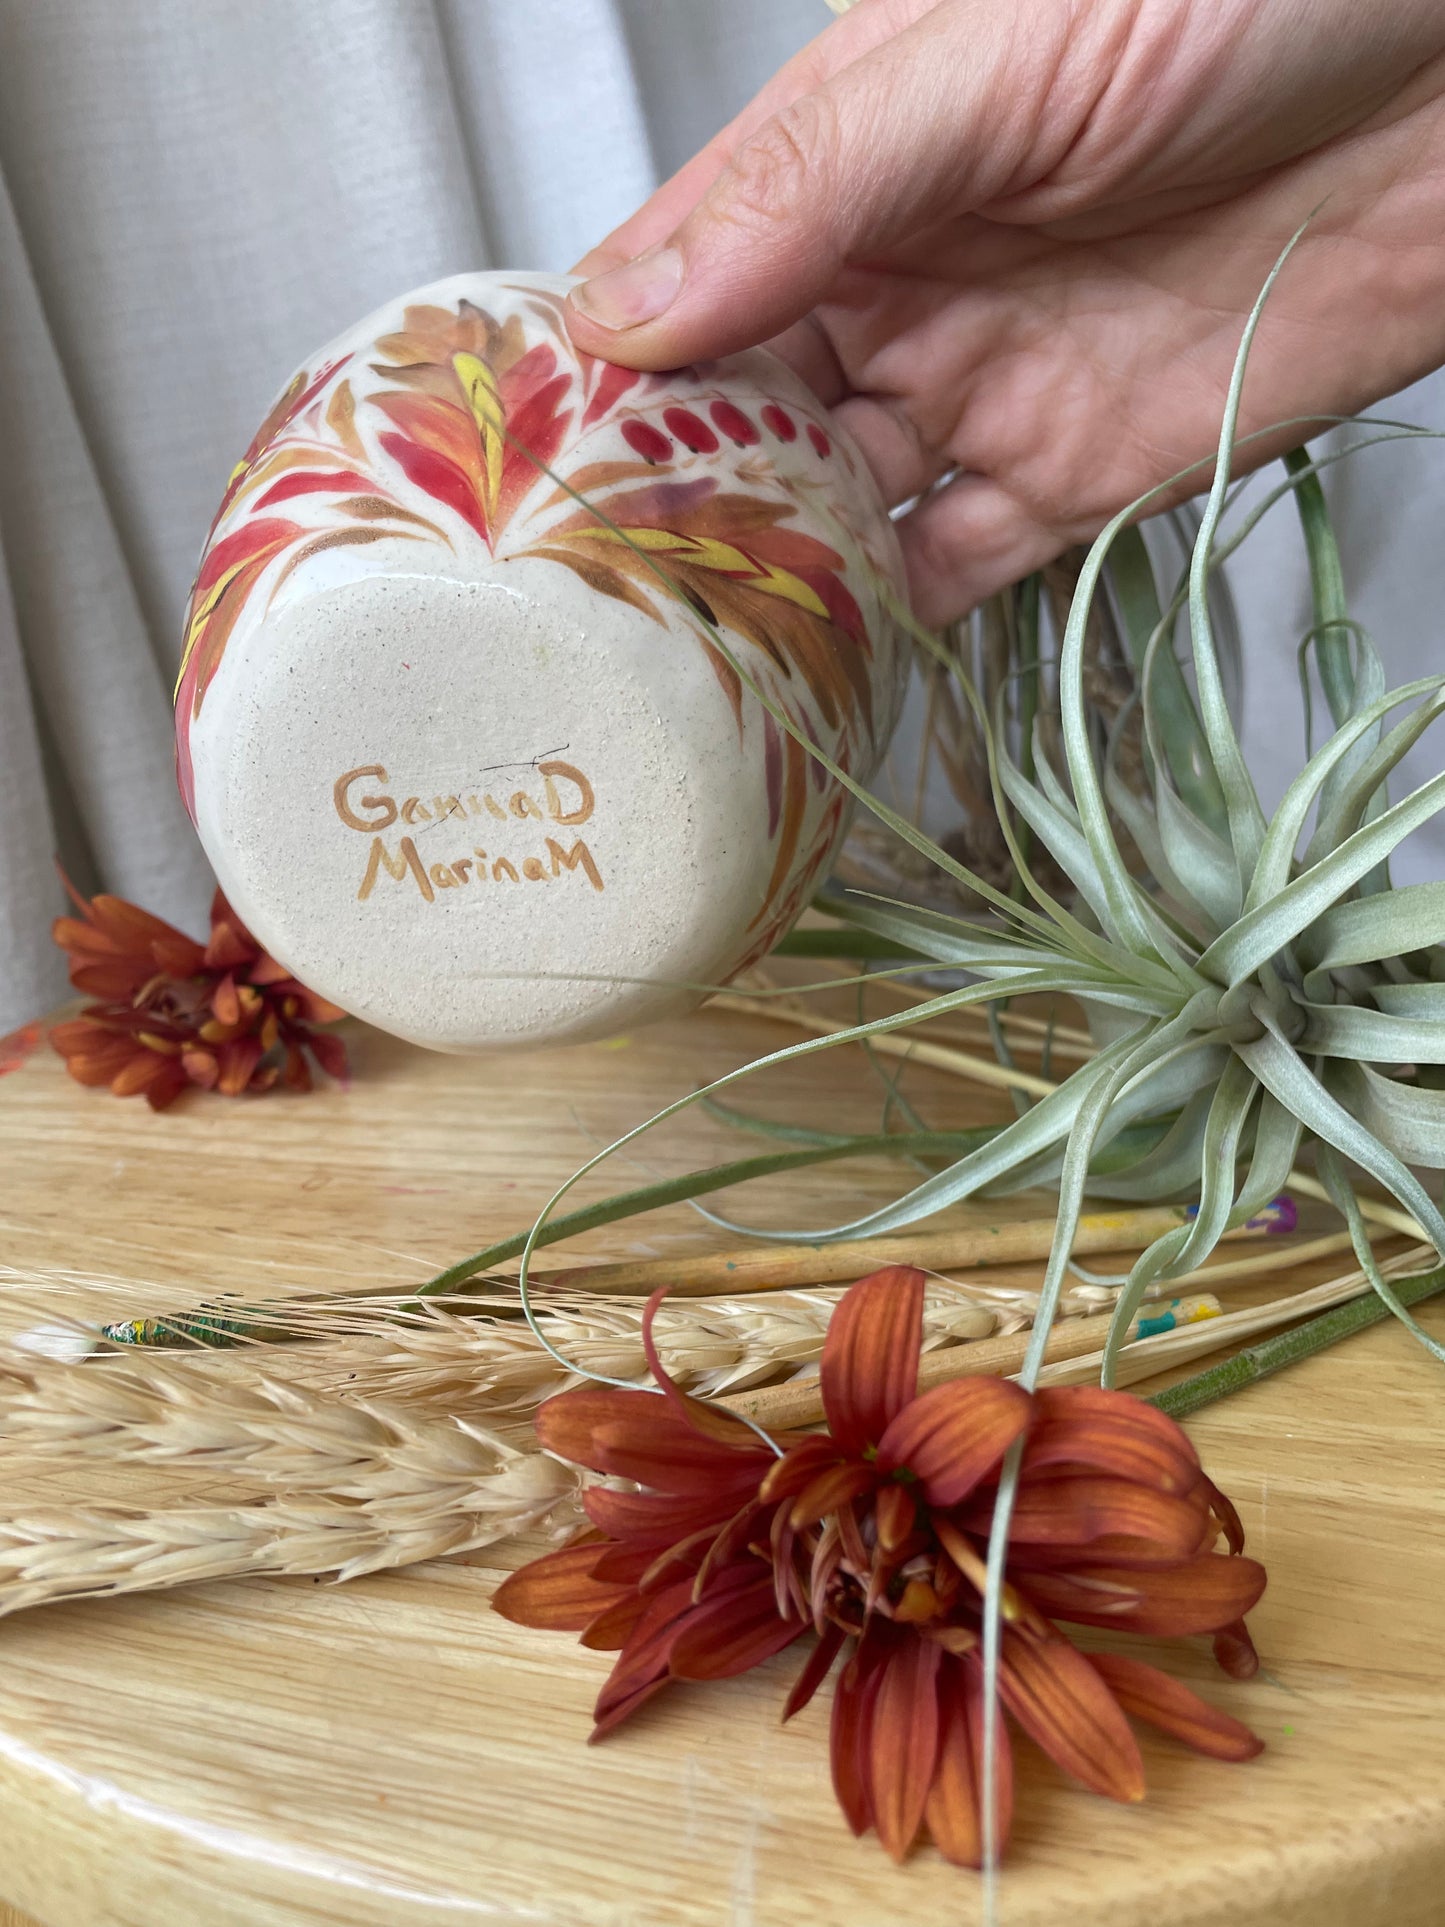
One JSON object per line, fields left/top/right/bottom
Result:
{"left": 494, "top": 1266, "right": 1265, "bottom": 1864}
{"left": 50, "top": 883, "right": 347, "bottom": 1108}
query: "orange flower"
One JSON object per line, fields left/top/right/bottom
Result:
{"left": 51, "top": 883, "right": 347, "bottom": 1109}
{"left": 494, "top": 1267, "right": 1265, "bottom": 1865}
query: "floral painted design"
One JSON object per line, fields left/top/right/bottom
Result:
{"left": 176, "top": 277, "right": 901, "bottom": 954}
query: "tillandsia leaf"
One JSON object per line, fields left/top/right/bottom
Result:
{"left": 1229, "top": 1090, "right": 1304, "bottom": 1224}
{"left": 1101, "top": 705, "right": 1172, "bottom": 886}
{"left": 1236, "top": 1015, "right": 1445, "bottom": 1248}
{"left": 1241, "top": 677, "right": 1444, "bottom": 914}
{"left": 1141, "top": 732, "right": 1243, "bottom": 935}
{"left": 1180, "top": 231, "right": 1314, "bottom": 891}
{"left": 899, "top": 609, "right": 1139, "bottom": 978}
{"left": 1201, "top": 764, "right": 1445, "bottom": 987}
{"left": 1284, "top": 445, "right": 1359, "bottom": 732}
{"left": 977, "top": 999, "right": 1205, "bottom": 1876}
{"left": 1101, "top": 1057, "right": 1259, "bottom": 1384}
{"left": 1105, "top": 523, "right": 1226, "bottom": 831}
{"left": 1056, "top": 529, "right": 1201, "bottom": 967}
{"left": 770, "top": 926, "right": 927, "bottom": 962}
{"left": 1308, "top": 683, "right": 1445, "bottom": 864}
{"left": 1299, "top": 624, "right": 1391, "bottom": 897}
{"left": 1298, "top": 1001, "right": 1445, "bottom": 1062}
{"left": 415, "top": 1127, "right": 1030, "bottom": 1297}
{"left": 1306, "top": 879, "right": 1445, "bottom": 970}
{"left": 1311, "top": 1144, "right": 1445, "bottom": 1365}
{"left": 1329, "top": 1060, "right": 1445, "bottom": 1171}
{"left": 1369, "top": 980, "right": 1445, "bottom": 1018}
{"left": 1075, "top": 1089, "right": 1216, "bottom": 1202}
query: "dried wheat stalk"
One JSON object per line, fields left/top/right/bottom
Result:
{"left": 298, "top": 1283, "right": 1001, "bottom": 1409}
{"left": 0, "top": 1361, "right": 578, "bottom": 1614}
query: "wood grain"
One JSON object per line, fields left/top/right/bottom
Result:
{"left": 0, "top": 1007, "right": 1442, "bottom": 1926}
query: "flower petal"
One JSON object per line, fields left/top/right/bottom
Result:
{"left": 999, "top": 1627, "right": 1144, "bottom": 1803}
{"left": 788, "top": 1460, "right": 878, "bottom": 1531}
{"left": 594, "top": 1577, "right": 697, "bottom": 1723}
{"left": 874, "top": 1482, "right": 916, "bottom": 1554}
{"left": 1213, "top": 1617, "right": 1261, "bottom": 1679}
{"left": 536, "top": 1386, "right": 769, "bottom": 1493}
{"left": 583, "top": 1485, "right": 740, "bottom": 1550}
{"left": 593, "top": 1418, "right": 772, "bottom": 1499}
{"left": 490, "top": 1540, "right": 625, "bottom": 1631}
{"left": 211, "top": 973, "right": 242, "bottom": 1028}
{"left": 1201, "top": 1474, "right": 1247, "bottom": 1554}
{"left": 868, "top": 1631, "right": 942, "bottom": 1860}
{"left": 215, "top": 1035, "right": 263, "bottom": 1096}
{"left": 578, "top": 1591, "right": 650, "bottom": 1652}
{"left": 1016, "top": 1551, "right": 1266, "bottom": 1636}
{"left": 783, "top": 1620, "right": 847, "bottom": 1721}
{"left": 830, "top": 1637, "right": 882, "bottom": 1837}
{"left": 758, "top": 1433, "right": 841, "bottom": 1504}
{"left": 639, "top": 1285, "right": 769, "bottom": 1448}
{"left": 986, "top": 1474, "right": 1207, "bottom": 1556}
{"left": 820, "top": 1266, "right": 925, "bottom": 1455}
{"left": 924, "top": 1654, "right": 1012, "bottom": 1869}
{"left": 668, "top": 1571, "right": 803, "bottom": 1680}
{"left": 589, "top": 1675, "right": 669, "bottom": 1741}
{"left": 876, "top": 1376, "right": 1032, "bottom": 1506}
{"left": 1022, "top": 1388, "right": 1200, "bottom": 1494}
{"left": 1087, "top": 1653, "right": 1264, "bottom": 1761}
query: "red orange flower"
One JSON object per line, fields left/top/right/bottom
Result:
{"left": 51, "top": 883, "right": 347, "bottom": 1109}
{"left": 494, "top": 1266, "right": 1265, "bottom": 1865}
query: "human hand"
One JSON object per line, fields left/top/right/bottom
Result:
{"left": 566, "top": 0, "right": 1445, "bottom": 621}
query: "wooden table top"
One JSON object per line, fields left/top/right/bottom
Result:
{"left": 0, "top": 1006, "right": 1442, "bottom": 1927}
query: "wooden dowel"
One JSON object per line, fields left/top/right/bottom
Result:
{"left": 719, "top": 1295, "right": 1220, "bottom": 1428}
{"left": 531, "top": 1205, "right": 1277, "bottom": 1298}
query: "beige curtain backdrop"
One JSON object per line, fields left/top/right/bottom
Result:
{"left": 0, "top": 0, "right": 1440, "bottom": 1033}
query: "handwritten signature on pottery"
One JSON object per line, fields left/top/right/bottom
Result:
{"left": 332, "top": 761, "right": 603, "bottom": 904}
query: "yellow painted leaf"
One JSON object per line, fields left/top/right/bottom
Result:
{"left": 452, "top": 350, "right": 504, "bottom": 524}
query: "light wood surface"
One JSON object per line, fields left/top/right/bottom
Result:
{"left": 0, "top": 1007, "right": 1443, "bottom": 1927}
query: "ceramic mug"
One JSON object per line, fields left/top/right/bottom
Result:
{"left": 175, "top": 271, "right": 909, "bottom": 1049}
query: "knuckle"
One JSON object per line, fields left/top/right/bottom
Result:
{"left": 715, "top": 97, "right": 837, "bottom": 233}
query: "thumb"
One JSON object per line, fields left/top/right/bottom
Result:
{"left": 565, "top": 0, "right": 1066, "bottom": 370}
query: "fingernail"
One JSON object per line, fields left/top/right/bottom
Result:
{"left": 570, "top": 246, "right": 684, "bottom": 331}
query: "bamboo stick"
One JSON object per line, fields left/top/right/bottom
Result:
{"left": 533, "top": 1205, "right": 1279, "bottom": 1298}
{"left": 718, "top": 1295, "right": 1221, "bottom": 1428}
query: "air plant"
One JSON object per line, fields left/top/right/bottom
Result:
{"left": 511, "top": 235, "right": 1445, "bottom": 1376}
{"left": 492, "top": 228, "right": 1445, "bottom": 1879}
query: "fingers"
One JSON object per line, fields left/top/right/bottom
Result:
{"left": 569, "top": 0, "right": 930, "bottom": 280}
{"left": 831, "top": 392, "right": 949, "bottom": 506}
{"left": 894, "top": 473, "right": 1075, "bottom": 626}
{"left": 565, "top": 0, "right": 1069, "bottom": 369}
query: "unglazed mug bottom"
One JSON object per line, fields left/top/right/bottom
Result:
{"left": 203, "top": 560, "right": 791, "bottom": 1048}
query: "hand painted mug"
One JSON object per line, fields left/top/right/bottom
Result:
{"left": 175, "top": 271, "right": 909, "bottom": 1050}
